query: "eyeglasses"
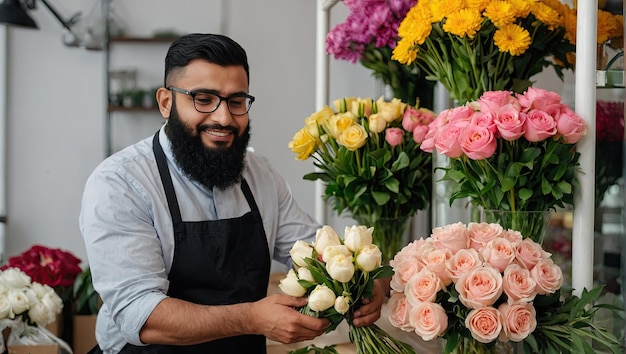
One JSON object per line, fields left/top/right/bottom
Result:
{"left": 166, "top": 86, "right": 255, "bottom": 116}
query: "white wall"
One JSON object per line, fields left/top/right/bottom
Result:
{"left": 1, "top": 0, "right": 380, "bottom": 267}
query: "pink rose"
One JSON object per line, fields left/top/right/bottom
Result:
{"left": 494, "top": 104, "right": 526, "bottom": 140}
{"left": 387, "top": 292, "right": 415, "bottom": 332}
{"left": 517, "top": 87, "right": 562, "bottom": 111}
{"left": 402, "top": 107, "right": 421, "bottom": 131}
{"left": 446, "top": 248, "right": 483, "bottom": 283}
{"left": 431, "top": 222, "right": 469, "bottom": 254}
{"left": 409, "top": 301, "right": 448, "bottom": 341}
{"left": 456, "top": 266, "right": 503, "bottom": 309}
{"left": 478, "top": 90, "right": 518, "bottom": 112}
{"left": 413, "top": 125, "right": 429, "bottom": 144}
{"left": 385, "top": 127, "right": 404, "bottom": 146}
{"left": 530, "top": 258, "right": 563, "bottom": 295}
{"left": 448, "top": 105, "right": 475, "bottom": 123}
{"left": 502, "top": 230, "right": 523, "bottom": 246}
{"left": 470, "top": 111, "right": 497, "bottom": 133}
{"left": 522, "top": 110, "right": 557, "bottom": 142}
{"left": 515, "top": 239, "right": 550, "bottom": 270}
{"left": 390, "top": 256, "right": 423, "bottom": 293}
{"left": 405, "top": 268, "right": 444, "bottom": 305}
{"left": 481, "top": 238, "right": 516, "bottom": 273}
{"left": 423, "top": 249, "right": 452, "bottom": 286}
{"left": 498, "top": 302, "right": 537, "bottom": 342}
{"left": 468, "top": 222, "right": 504, "bottom": 251}
{"left": 465, "top": 307, "right": 503, "bottom": 343}
{"left": 461, "top": 125, "right": 497, "bottom": 160}
{"left": 434, "top": 120, "right": 466, "bottom": 158}
{"left": 420, "top": 113, "right": 447, "bottom": 153}
{"left": 556, "top": 106, "right": 586, "bottom": 143}
{"left": 502, "top": 263, "right": 537, "bottom": 303}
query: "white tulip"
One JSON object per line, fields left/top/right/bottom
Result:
{"left": 314, "top": 226, "right": 342, "bottom": 255}
{"left": 297, "top": 267, "right": 316, "bottom": 283}
{"left": 322, "top": 245, "right": 352, "bottom": 263}
{"left": 326, "top": 254, "right": 355, "bottom": 283}
{"left": 344, "top": 225, "right": 374, "bottom": 252}
{"left": 278, "top": 269, "right": 307, "bottom": 297}
{"left": 334, "top": 296, "right": 350, "bottom": 315}
{"left": 289, "top": 240, "right": 314, "bottom": 267}
{"left": 308, "top": 285, "right": 336, "bottom": 312}
{"left": 356, "top": 244, "right": 383, "bottom": 272}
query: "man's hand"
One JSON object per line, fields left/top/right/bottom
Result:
{"left": 351, "top": 277, "right": 391, "bottom": 327}
{"left": 250, "top": 294, "right": 329, "bottom": 344}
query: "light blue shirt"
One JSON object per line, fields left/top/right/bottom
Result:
{"left": 79, "top": 126, "right": 320, "bottom": 353}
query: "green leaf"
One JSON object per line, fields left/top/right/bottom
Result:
{"left": 372, "top": 190, "right": 391, "bottom": 205}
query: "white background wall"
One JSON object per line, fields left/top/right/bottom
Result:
{"left": 1, "top": 0, "right": 565, "bottom": 269}
{"left": 1, "top": 0, "right": 381, "bottom": 268}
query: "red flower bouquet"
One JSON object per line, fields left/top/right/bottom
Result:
{"left": 2, "top": 244, "right": 82, "bottom": 300}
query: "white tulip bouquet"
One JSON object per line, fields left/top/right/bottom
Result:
{"left": 279, "top": 225, "right": 415, "bottom": 354}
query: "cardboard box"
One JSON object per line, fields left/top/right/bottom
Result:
{"left": 7, "top": 344, "right": 60, "bottom": 354}
{"left": 73, "top": 315, "right": 97, "bottom": 354}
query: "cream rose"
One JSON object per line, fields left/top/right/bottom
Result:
{"left": 309, "top": 285, "right": 336, "bottom": 312}
{"left": 322, "top": 245, "right": 352, "bottom": 264}
{"left": 465, "top": 307, "right": 503, "bottom": 343}
{"left": 7, "top": 289, "right": 30, "bottom": 317}
{"left": 289, "top": 240, "right": 314, "bottom": 267}
{"left": 297, "top": 267, "right": 316, "bottom": 284}
{"left": 409, "top": 301, "right": 448, "bottom": 341}
{"left": 368, "top": 112, "right": 387, "bottom": 133}
{"left": 530, "top": 258, "right": 563, "bottom": 295}
{"left": 326, "top": 254, "right": 355, "bottom": 283}
{"left": 0, "top": 297, "right": 11, "bottom": 319}
{"left": 278, "top": 269, "right": 307, "bottom": 297}
{"left": 502, "top": 263, "right": 537, "bottom": 303}
{"left": 355, "top": 244, "right": 382, "bottom": 272}
{"left": 28, "top": 302, "right": 56, "bottom": 326}
{"left": 337, "top": 124, "right": 368, "bottom": 151}
{"left": 314, "top": 226, "right": 342, "bottom": 256}
{"left": 334, "top": 296, "right": 350, "bottom": 315}
{"left": 446, "top": 248, "right": 483, "bottom": 283}
{"left": 499, "top": 302, "right": 537, "bottom": 342}
{"left": 387, "top": 293, "right": 415, "bottom": 332}
{"left": 0, "top": 268, "right": 32, "bottom": 289}
{"left": 405, "top": 269, "right": 444, "bottom": 305}
{"left": 344, "top": 225, "right": 374, "bottom": 252}
{"left": 456, "top": 266, "right": 503, "bottom": 309}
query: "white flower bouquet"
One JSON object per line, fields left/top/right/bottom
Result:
{"left": 280, "top": 225, "right": 415, "bottom": 354}
{"left": 0, "top": 267, "right": 69, "bottom": 352}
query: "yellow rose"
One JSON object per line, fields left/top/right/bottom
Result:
{"left": 377, "top": 97, "right": 406, "bottom": 123}
{"left": 326, "top": 112, "right": 356, "bottom": 139}
{"left": 333, "top": 97, "right": 357, "bottom": 113}
{"left": 337, "top": 124, "right": 368, "bottom": 151}
{"left": 368, "top": 113, "right": 387, "bottom": 134}
{"left": 351, "top": 97, "right": 373, "bottom": 117}
{"left": 288, "top": 128, "right": 317, "bottom": 160}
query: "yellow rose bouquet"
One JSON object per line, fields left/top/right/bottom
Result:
{"left": 288, "top": 97, "right": 434, "bottom": 262}
{"left": 280, "top": 224, "right": 415, "bottom": 354}
{"left": 392, "top": 0, "right": 575, "bottom": 104}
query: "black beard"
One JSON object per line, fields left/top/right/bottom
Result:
{"left": 165, "top": 103, "right": 250, "bottom": 190}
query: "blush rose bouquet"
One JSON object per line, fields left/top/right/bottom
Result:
{"left": 387, "top": 222, "right": 623, "bottom": 354}
{"left": 2, "top": 244, "right": 82, "bottom": 302}
{"left": 420, "top": 88, "right": 586, "bottom": 243}
{"left": 279, "top": 225, "right": 415, "bottom": 354}
{"left": 288, "top": 97, "right": 434, "bottom": 262}
{"left": 0, "top": 267, "right": 70, "bottom": 352}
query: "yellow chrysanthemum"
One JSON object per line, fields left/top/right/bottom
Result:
{"left": 398, "top": 5, "right": 433, "bottom": 44}
{"left": 597, "top": 10, "right": 618, "bottom": 44}
{"left": 392, "top": 39, "right": 418, "bottom": 65}
{"left": 428, "top": 0, "right": 464, "bottom": 23}
{"left": 507, "top": 0, "right": 532, "bottom": 18}
{"left": 442, "top": 8, "right": 483, "bottom": 38}
{"left": 484, "top": 1, "right": 517, "bottom": 28}
{"left": 465, "top": 0, "right": 490, "bottom": 12}
{"left": 562, "top": 8, "right": 577, "bottom": 45}
{"left": 494, "top": 23, "right": 531, "bottom": 55}
{"left": 531, "top": 2, "right": 562, "bottom": 29}
{"left": 542, "top": 0, "right": 569, "bottom": 14}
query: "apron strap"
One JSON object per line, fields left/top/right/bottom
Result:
{"left": 153, "top": 132, "right": 183, "bottom": 226}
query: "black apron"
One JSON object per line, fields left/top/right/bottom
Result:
{"left": 116, "top": 132, "right": 271, "bottom": 353}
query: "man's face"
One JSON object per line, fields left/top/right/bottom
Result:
{"left": 157, "top": 60, "right": 252, "bottom": 189}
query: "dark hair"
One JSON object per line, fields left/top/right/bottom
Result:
{"left": 164, "top": 33, "right": 249, "bottom": 86}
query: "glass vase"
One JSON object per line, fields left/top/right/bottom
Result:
{"left": 482, "top": 210, "right": 552, "bottom": 244}
{"left": 437, "top": 337, "right": 513, "bottom": 354}
{"left": 351, "top": 214, "right": 412, "bottom": 263}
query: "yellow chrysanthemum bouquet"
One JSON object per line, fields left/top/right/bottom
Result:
{"left": 392, "top": 0, "right": 575, "bottom": 104}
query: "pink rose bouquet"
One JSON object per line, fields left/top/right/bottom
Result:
{"left": 387, "top": 222, "right": 622, "bottom": 354}
{"left": 280, "top": 225, "right": 414, "bottom": 354}
{"left": 421, "top": 88, "right": 586, "bottom": 242}
{"left": 288, "top": 97, "right": 435, "bottom": 262}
